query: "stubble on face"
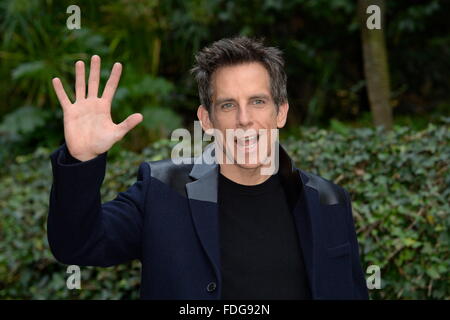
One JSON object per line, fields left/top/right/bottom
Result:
{"left": 201, "top": 62, "right": 287, "bottom": 182}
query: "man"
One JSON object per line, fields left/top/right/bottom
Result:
{"left": 48, "top": 36, "right": 369, "bottom": 299}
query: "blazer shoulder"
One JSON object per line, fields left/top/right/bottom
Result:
{"left": 147, "top": 158, "right": 194, "bottom": 197}
{"left": 300, "top": 169, "right": 347, "bottom": 206}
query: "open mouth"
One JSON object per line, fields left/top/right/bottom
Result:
{"left": 234, "top": 134, "right": 259, "bottom": 148}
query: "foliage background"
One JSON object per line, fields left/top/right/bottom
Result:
{"left": 0, "top": 0, "right": 448, "bottom": 299}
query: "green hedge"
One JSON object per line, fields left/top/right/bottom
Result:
{"left": 0, "top": 122, "right": 449, "bottom": 299}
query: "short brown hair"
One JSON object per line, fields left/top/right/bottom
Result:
{"left": 190, "top": 36, "right": 288, "bottom": 113}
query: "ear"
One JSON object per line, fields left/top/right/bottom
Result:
{"left": 276, "top": 102, "right": 289, "bottom": 128}
{"left": 197, "top": 105, "right": 213, "bottom": 131}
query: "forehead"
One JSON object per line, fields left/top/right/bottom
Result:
{"left": 211, "top": 62, "right": 271, "bottom": 100}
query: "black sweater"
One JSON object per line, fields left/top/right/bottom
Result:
{"left": 218, "top": 172, "right": 311, "bottom": 300}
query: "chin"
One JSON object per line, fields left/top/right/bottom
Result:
{"left": 235, "top": 161, "right": 263, "bottom": 170}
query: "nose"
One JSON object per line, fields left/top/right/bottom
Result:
{"left": 237, "top": 105, "right": 252, "bottom": 128}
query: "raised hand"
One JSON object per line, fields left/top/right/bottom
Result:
{"left": 52, "top": 55, "right": 143, "bottom": 161}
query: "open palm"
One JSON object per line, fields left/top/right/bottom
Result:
{"left": 52, "top": 55, "right": 143, "bottom": 161}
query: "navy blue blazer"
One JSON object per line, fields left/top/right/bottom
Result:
{"left": 47, "top": 142, "right": 369, "bottom": 300}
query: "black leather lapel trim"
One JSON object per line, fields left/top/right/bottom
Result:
{"left": 148, "top": 143, "right": 218, "bottom": 202}
{"left": 186, "top": 168, "right": 218, "bottom": 203}
{"left": 301, "top": 171, "right": 345, "bottom": 206}
{"left": 147, "top": 159, "right": 194, "bottom": 198}
{"left": 187, "top": 143, "right": 218, "bottom": 203}
{"left": 278, "top": 145, "right": 302, "bottom": 211}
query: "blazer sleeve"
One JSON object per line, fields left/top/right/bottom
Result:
{"left": 47, "top": 143, "right": 150, "bottom": 267}
{"left": 343, "top": 188, "right": 370, "bottom": 299}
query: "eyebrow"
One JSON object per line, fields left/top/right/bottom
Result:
{"left": 214, "top": 94, "right": 271, "bottom": 106}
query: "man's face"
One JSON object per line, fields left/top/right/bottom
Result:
{"left": 197, "top": 62, "right": 288, "bottom": 170}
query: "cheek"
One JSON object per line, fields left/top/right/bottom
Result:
{"left": 213, "top": 113, "right": 235, "bottom": 130}
{"left": 264, "top": 110, "right": 280, "bottom": 127}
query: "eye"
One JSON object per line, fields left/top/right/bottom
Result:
{"left": 252, "top": 99, "right": 265, "bottom": 105}
{"left": 221, "top": 103, "right": 234, "bottom": 110}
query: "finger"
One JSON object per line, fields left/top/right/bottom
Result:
{"left": 52, "top": 78, "right": 71, "bottom": 108}
{"left": 87, "top": 55, "right": 101, "bottom": 98}
{"left": 75, "top": 60, "right": 86, "bottom": 100}
{"left": 102, "top": 62, "right": 122, "bottom": 102}
{"left": 116, "top": 113, "right": 143, "bottom": 140}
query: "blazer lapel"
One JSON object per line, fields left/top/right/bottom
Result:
{"left": 185, "top": 143, "right": 221, "bottom": 285}
{"left": 276, "top": 145, "right": 321, "bottom": 299}
{"left": 293, "top": 169, "right": 322, "bottom": 299}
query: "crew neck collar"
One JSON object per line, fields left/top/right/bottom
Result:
{"left": 218, "top": 172, "right": 281, "bottom": 195}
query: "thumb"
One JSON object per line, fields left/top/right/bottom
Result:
{"left": 116, "top": 113, "right": 143, "bottom": 140}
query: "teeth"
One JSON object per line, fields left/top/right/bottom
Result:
{"left": 236, "top": 135, "right": 258, "bottom": 146}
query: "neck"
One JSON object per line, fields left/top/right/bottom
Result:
{"left": 219, "top": 163, "right": 273, "bottom": 185}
